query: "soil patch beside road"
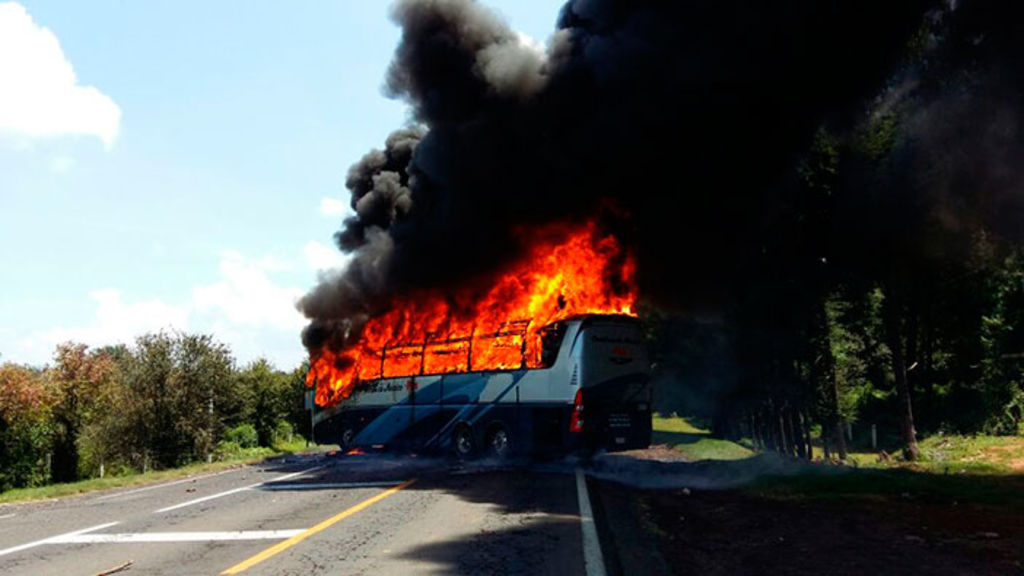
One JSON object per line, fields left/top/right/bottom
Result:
{"left": 636, "top": 488, "right": 1023, "bottom": 576}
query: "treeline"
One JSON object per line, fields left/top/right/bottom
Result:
{"left": 0, "top": 332, "right": 309, "bottom": 492}
{"left": 654, "top": 246, "right": 1023, "bottom": 461}
{"left": 652, "top": 10, "right": 1024, "bottom": 460}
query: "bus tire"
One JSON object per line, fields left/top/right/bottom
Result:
{"left": 337, "top": 426, "right": 353, "bottom": 449}
{"left": 453, "top": 425, "right": 476, "bottom": 459}
{"left": 486, "top": 425, "right": 511, "bottom": 459}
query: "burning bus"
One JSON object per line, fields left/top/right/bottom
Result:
{"left": 311, "top": 314, "right": 651, "bottom": 457}
{"left": 304, "top": 222, "right": 652, "bottom": 456}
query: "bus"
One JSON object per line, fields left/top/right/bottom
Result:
{"left": 311, "top": 314, "right": 652, "bottom": 458}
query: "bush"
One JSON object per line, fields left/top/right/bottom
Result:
{"left": 213, "top": 440, "right": 243, "bottom": 461}
{"left": 0, "top": 423, "right": 50, "bottom": 490}
{"left": 213, "top": 439, "right": 274, "bottom": 462}
{"left": 272, "top": 421, "right": 293, "bottom": 445}
{"left": 223, "top": 424, "right": 258, "bottom": 449}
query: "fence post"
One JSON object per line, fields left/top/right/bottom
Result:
{"left": 871, "top": 424, "right": 877, "bottom": 450}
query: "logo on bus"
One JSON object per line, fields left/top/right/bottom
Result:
{"left": 609, "top": 345, "right": 633, "bottom": 365}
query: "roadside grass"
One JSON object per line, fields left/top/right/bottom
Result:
{"left": 0, "top": 438, "right": 327, "bottom": 506}
{"left": 652, "top": 414, "right": 1024, "bottom": 506}
{"left": 753, "top": 435, "right": 1024, "bottom": 506}
{"left": 749, "top": 465, "right": 1024, "bottom": 506}
{"left": 652, "top": 414, "right": 754, "bottom": 461}
{"left": 909, "top": 434, "right": 1024, "bottom": 474}
{"left": 814, "top": 434, "right": 1024, "bottom": 474}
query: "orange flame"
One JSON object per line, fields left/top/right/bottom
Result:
{"left": 306, "top": 220, "right": 637, "bottom": 407}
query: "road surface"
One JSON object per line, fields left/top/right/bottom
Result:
{"left": 0, "top": 454, "right": 605, "bottom": 575}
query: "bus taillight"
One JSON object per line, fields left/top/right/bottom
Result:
{"left": 570, "top": 388, "right": 584, "bottom": 433}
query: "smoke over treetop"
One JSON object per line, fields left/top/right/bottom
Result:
{"left": 830, "top": 0, "right": 1024, "bottom": 287}
{"left": 299, "top": 0, "right": 940, "bottom": 355}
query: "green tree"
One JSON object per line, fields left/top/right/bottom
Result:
{"left": 48, "top": 343, "right": 116, "bottom": 482}
{"left": 0, "top": 363, "right": 52, "bottom": 490}
{"left": 116, "top": 332, "right": 234, "bottom": 470}
{"left": 980, "top": 249, "right": 1024, "bottom": 434}
{"left": 172, "top": 333, "right": 234, "bottom": 462}
{"left": 288, "top": 361, "right": 313, "bottom": 442}
{"left": 236, "top": 358, "right": 291, "bottom": 447}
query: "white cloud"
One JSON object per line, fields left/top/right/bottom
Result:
{"left": 254, "top": 254, "right": 292, "bottom": 272}
{"left": 319, "top": 196, "right": 351, "bottom": 218}
{"left": 49, "top": 155, "right": 75, "bottom": 173}
{"left": 0, "top": 2, "right": 121, "bottom": 147}
{"left": 18, "top": 289, "right": 189, "bottom": 360}
{"left": 12, "top": 250, "right": 315, "bottom": 368}
{"left": 193, "top": 251, "right": 306, "bottom": 332}
{"left": 303, "top": 240, "right": 349, "bottom": 272}
{"left": 516, "top": 31, "right": 545, "bottom": 55}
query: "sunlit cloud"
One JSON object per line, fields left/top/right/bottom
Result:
{"left": 0, "top": 2, "right": 121, "bottom": 148}
{"left": 303, "top": 240, "right": 350, "bottom": 272}
{"left": 192, "top": 250, "right": 306, "bottom": 332}
{"left": 14, "top": 250, "right": 310, "bottom": 368}
{"left": 319, "top": 196, "right": 351, "bottom": 218}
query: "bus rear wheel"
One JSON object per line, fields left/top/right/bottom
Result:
{"left": 487, "top": 426, "right": 511, "bottom": 459}
{"left": 339, "top": 427, "right": 354, "bottom": 451}
{"left": 453, "top": 425, "right": 475, "bottom": 459}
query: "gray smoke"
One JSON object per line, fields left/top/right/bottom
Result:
{"left": 337, "top": 126, "right": 424, "bottom": 252}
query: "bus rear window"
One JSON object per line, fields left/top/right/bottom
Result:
{"left": 538, "top": 321, "right": 567, "bottom": 368}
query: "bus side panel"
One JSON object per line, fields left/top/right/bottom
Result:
{"left": 519, "top": 403, "right": 578, "bottom": 455}
{"left": 514, "top": 367, "right": 572, "bottom": 454}
{"left": 380, "top": 404, "right": 444, "bottom": 450}
{"left": 313, "top": 405, "right": 387, "bottom": 448}
{"left": 441, "top": 373, "right": 486, "bottom": 404}
{"left": 350, "top": 404, "right": 412, "bottom": 447}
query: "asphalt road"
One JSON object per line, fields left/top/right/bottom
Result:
{"left": 0, "top": 454, "right": 598, "bottom": 575}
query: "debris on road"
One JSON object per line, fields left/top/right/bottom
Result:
{"left": 95, "top": 560, "right": 133, "bottom": 575}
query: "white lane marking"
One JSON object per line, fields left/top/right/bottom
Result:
{"left": 154, "top": 466, "right": 321, "bottom": 513}
{"left": 0, "top": 522, "right": 119, "bottom": 558}
{"left": 575, "top": 468, "right": 607, "bottom": 576}
{"left": 261, "top": 481, "right": 403, "bottom": 491}
{"left": 96, "top": 468, "right": 239, "bottom": 501}
{"left": 53, "top": 529, "right": 305, "bottom": 543}
{"left": 0, "top": 513, "right": 15, "bottom": 520}
{"left": 153, "top": 486, "right": 251, "bottom": 514}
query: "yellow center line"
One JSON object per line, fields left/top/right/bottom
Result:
{"left": 220, "top": 478, "right": 417, "bottom": 574}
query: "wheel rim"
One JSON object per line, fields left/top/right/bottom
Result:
{"left": 456, "top": 429, "right": 473, "bottom": 455}
{"left": 491, "top": 429, "right": 509, "bottom": 456}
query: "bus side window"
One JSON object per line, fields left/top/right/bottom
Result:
{"left": 538, "top": 322, "right": 567, "bottom": 368}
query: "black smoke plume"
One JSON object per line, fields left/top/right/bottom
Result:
{"left": 834, "top": 0, "right": 1024, "bottom": 282}
{"left": 300, "top": 0, "right": 1024, "bottom": 356}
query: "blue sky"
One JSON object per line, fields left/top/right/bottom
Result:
{"left": 0, "top": 1, "right": 565, "bottom": 368}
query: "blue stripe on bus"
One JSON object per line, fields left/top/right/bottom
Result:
{"left": 421, "top": 371, "right": 527, "bottom": 449}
